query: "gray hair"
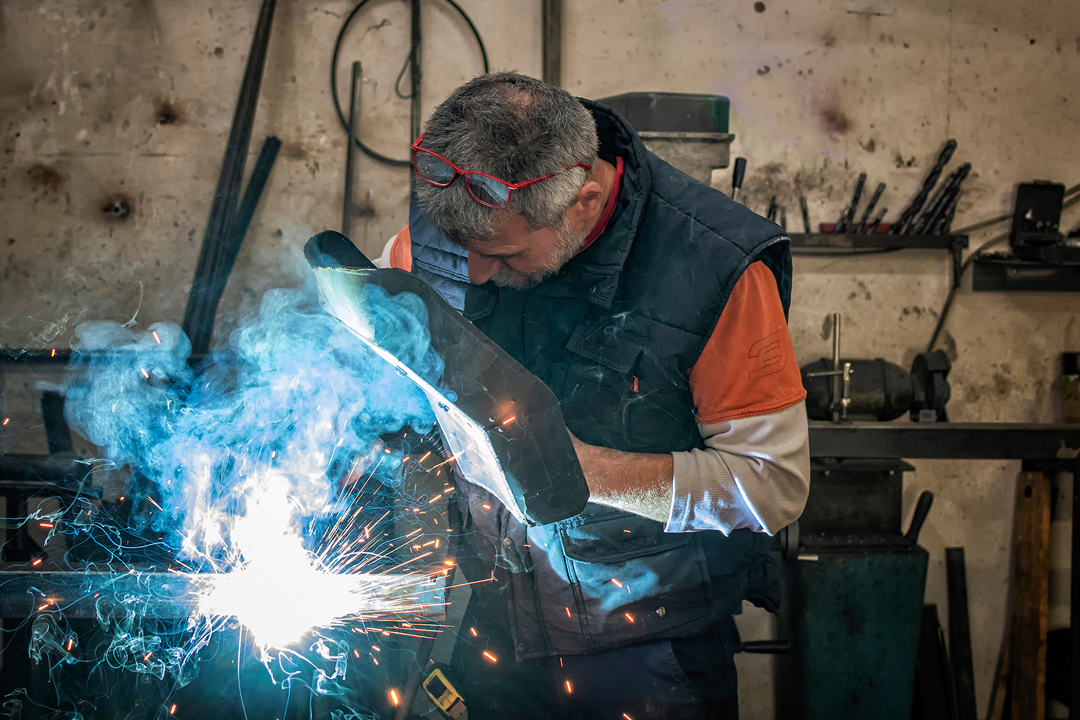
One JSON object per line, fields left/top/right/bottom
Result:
{"left": 412, "top": 72, "right": 599, "bottom": 247}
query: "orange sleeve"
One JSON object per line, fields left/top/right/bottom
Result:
{"left": 689, "top": 261, "right": 806, "bottom": 424}
{"left": 390, "top": 226, "right": 412, "bottom": 271}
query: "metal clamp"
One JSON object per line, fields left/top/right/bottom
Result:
{"left": 805, "top": 313, "right": 854, "bottom": 423}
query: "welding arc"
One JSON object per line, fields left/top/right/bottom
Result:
{"left": 330, "top": 0, "right": 490, "bottom": 168}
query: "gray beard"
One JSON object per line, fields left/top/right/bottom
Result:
{"left": 490, "top": 220, "right": 589, "bottom": 290}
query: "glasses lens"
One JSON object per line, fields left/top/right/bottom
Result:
{"left": 414, "top": 151, "right": 456, "bottom": 185}
{"left": 466, "top": 174, "right": 511, "bottom": 208}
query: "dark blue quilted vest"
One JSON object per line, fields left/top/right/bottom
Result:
{"left": 412, "top": 100, "right": 792, "bottom": 659}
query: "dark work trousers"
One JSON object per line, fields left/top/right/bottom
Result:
{"left": 449, "top": 597, "right": 740, "bottom": 720}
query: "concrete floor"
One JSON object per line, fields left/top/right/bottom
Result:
{"left": 1, "top": 1, "right": 1079, "bottom": 717}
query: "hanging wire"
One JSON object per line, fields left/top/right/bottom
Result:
{"left": 330, "top": 0, "right": 490, "bottom": 167}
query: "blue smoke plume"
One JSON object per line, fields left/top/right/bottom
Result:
{"left": 21, "top": 282, "right": 452, "bottom": 718}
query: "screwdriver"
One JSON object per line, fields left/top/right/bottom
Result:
{"left": 731, "top": 157, "right": 747, "bottom": 204}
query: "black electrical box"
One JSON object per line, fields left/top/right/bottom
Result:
{"left": 1010, "top": 181, "right": 1065, "bottom": 253}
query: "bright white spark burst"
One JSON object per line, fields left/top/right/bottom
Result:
{"left": 190, "top": 469, "right": 430, "bottom": 651}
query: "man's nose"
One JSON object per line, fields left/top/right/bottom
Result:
{"left": 468, "top": 253, "right": 500, "bottom": 285}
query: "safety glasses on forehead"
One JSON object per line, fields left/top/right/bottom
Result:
{"left": 411, "top": 133, "right": 592, "bottom": 209}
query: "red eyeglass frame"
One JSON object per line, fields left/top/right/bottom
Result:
{"left": 411, "top": 133, "right": 592, "bottom": 209}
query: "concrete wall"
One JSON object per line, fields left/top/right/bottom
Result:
{"left": 2, "top": 0, "right": 1079, "bottom": 717}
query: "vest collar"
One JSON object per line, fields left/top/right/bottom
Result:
{"left": 529, "top": 99, "right": 652, "bottom": 309}
{"left": 464, "top": 100, "right": 652, "bottom": 318}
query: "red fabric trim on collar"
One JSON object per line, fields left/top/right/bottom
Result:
{"left": 577, "top": 155, "right": 625, "bottom": 254}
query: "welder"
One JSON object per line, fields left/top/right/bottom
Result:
{"left": 378, "top": 73, "right": 810, "bottom": 719}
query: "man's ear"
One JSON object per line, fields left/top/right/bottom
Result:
{"left": 567, "top": 179, "right": 605, "bottom": 230}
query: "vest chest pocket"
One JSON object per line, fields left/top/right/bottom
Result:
{"left": 555, "top": 512, "right": 713, "bottom": 647}
{"left": 558, "top": 324, "right": 644, "bottom": 450}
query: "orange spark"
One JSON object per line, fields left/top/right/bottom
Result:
{"left": 419, "top": 452, "right": 431, "bottom": 463}
{"left": 144, "top": 652, "right": 152, "bottom": 661}
{"left": 625, "top": 613, "right": 634, "bottom": 623}
{"left": 140, "top": 368, "right": 150, "bottom": 379}
{"left": 483, "top": 651, "right": 497, "bottom": 663}
{"left": 1, "top": 418, "right": 8, "bottom": 426}
{"left": 565, "top": 680, "right": 573, "bottom": 694}
{"left": 39, "top": 523, "right": 53, "bottom": 529}
{"left": 390, "top": 689, "right": 399, "bottom": 706}
{"left": 624, "top": 715, "right": 634, "bottom": 720}
{"left": 502, "top": 416, "right": 516, "bottom": 425}
{"left": 32, "top": 558, "right": 42, "bottom": 566}
{"left": 152, "top": 331, "right": 161, "bottom": 344}
{"left": 611, "top": 579, "right": 623, "bottom": 588}
{"left": 170, "top": 705, "right": 176, "bottom": 715}
{"left": 50, "top": 349, "right": 56, "bottom": 357}
{"left": 482, "top": 504, "right": 491, "bottom": 510}
{"left": 470, "top": 627, "right": 477, "bottom": 637}
{"left": 148, "top": 497, "right": 164, "bottom": 512}
{"left": 565, "top": 607, "right": 572, "bottom": 618}
{"left": 66, "top": 638, "right": 73, "bottom": 651}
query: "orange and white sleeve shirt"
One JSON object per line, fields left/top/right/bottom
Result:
{"left": 667, "top": 261, "right": 810, "bottom": 535}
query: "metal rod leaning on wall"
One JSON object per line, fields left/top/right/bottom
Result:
{"left": 946, "top": 548, "right": 977, "bottom": 720}
{"left": 542, "top": 0, "right": 562, "bottom": 86}
{"left": 410, "top": 0, "right": 422, "bottom": 140}
{"left": 218, "top": 136, "right": 281, "bottom": 282}
{"left": 180, "top": 137, "right": 280, "bottom": 356}
{"left": 343, "top": 62, "right": 362, "bottom": 239}
{"left": 182, "top": 0, "right": 277, "bottom": 356}
{"left": 1073, "top": 455, "right": 1080, "bottom": 716}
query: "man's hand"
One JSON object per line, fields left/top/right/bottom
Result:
{"left": 569, "top": 431, "right": 674, "bottom": 524}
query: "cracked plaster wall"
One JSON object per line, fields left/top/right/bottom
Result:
{"left": 1, "top": 1, "right": 1079, "bottom": 718}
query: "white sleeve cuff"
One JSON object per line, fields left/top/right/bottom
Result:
{"left": 664, "top": 402, "right": 810, "bottom": 535}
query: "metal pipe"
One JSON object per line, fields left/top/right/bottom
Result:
{"left": 831, "top": 313, "right": 842, "bottom": 422}
{"left": 183, "top": 0, "right": 277, "bottom": 356}
{"left": 1073, "top": 456, "right": 1080, "bottom": 715}
{"left": 542, "top": 0, "right": 562, "bottom": 86}
{"left": 409, "top": 0, "right": 422, "bottom": 140}
{"left": 343, "top": 61, "right": 362, "bottom": 239}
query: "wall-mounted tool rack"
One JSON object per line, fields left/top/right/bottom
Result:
{"left": 787, "top": 233, "right": 970, "bottom": 288}
{"left": 972, "top": 254, "right": 1080, "bottom": 291}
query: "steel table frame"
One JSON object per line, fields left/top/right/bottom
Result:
{"left": 809, "top": 421, "right": 1080, "bottom": 714}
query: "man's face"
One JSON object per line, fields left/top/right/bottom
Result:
{"left": 467, "top": 213, "right": 588, "bottom": 289}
